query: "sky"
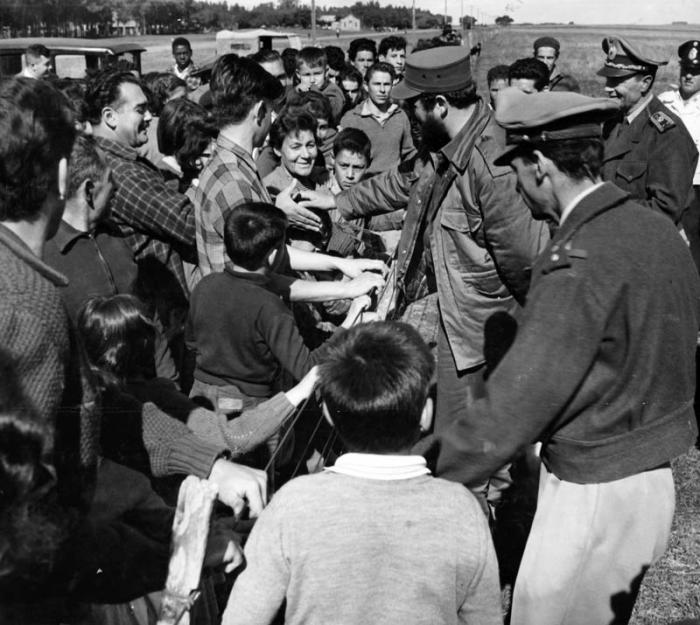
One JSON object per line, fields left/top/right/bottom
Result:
{"left": 237, "top": 0, "right": 700, "bottom": 26}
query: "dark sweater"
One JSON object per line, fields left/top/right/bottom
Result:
{"left": 187, "top": 269, "right": 319, "bottom": 397}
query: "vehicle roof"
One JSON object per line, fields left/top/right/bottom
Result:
{"left": 0, "top": 38, "right": 146, "bottom": 55}
{"left": 215, "top": 29, "right": 295, "bottom": 40}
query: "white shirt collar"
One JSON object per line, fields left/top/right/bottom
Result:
{"left": 325, "top": 453, "right": 431, "bottom": 480}
{"left": 626, "top": 92, "right": 653, "bottom": 124}
{"left": 560, "top": 181, "right": 604, "bottom": 225}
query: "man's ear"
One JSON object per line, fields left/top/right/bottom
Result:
{"left": 254, "top": 99, "right": 267, "bottom": 126}
{"left": 419, "top": 397, "right": 433, "bottom": 433}
{"left": 321, "top": 401, "right": 335, "bottom": 428}
{"left": 434, "top": 95, "right": 449, "bottom": 119}
{"left": 533, "top": 149, "right": 552, "bottom": 183}
{"left": 102, "top": 106, "right": 118, "bottom": 130}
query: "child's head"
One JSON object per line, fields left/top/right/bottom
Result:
{"left": 365, "top": 62, "right": 395, "bottom": 108}
{"left": 286, "top": 90, "right": 334, "bottom": 138}
{"left": 269, "top": 107, "right": 318, "bottom": 180}
{"left": 348, "top": 38, "right": 377, "bottom": 77}
{"left": 378, "top": 36, "right": 407, "bottom": 78}
{"left": 296, "top": 47, "right": 328, "bottom": 92}
{"left": 333, "top": 128, "right": 371, "bottom": 190}
{"left": 318, "top": 321, "right": 434, "bottom": 453}
{"left": 78, "top": 294, "right": 156, "bottom": 387}
{"left": 324, "top": 45, "right": 346, "bottom": 83}
{"left": 486, "top": 64, "right": 510, "bottom": 109}
{"left": 224, "top": 202, "right": 288, "bottom": 271}
{"left": 339, "top": 65, "right": 363, "bottom": 108}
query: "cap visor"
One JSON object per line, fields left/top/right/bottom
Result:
{"left": 596, "top": 65, "right": 638, "bottom": 78}
{"left": 391, "top": 79, "right": 422, "bottom": 101}
{"left": 493, "top": 144, "right": 520, "bottom": 167}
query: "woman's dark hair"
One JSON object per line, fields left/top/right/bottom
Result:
{"left": 210, "top": 54, "right": 283, "bottom": 128}
{"left": 141, "top": 71, "right": 187, "bottom": 116}
{"left": 158, "top": 98, "right": 218, "bottom": 177}
{"left": 0, "top": 78, "right": 75, "bottom": 222}
{"left": 269, "top": 106, "right": 318, "bottom": 151}
{"left": 286, "top": 89, "right": 333, "bottom": 124}
{"left": 224, "top": 202, "right": 288, "bottom": 271}
{"left": 77, "top": 294, "right": 157, "bottom": 388}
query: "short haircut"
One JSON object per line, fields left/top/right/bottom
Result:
{"left": 333, "top": 127, "right": 371, "bottom": 162}
{"left": 78, "top": 294, "right": 156, "bottom": 386}
{"left": 0, "top": 78, "right": 75, "bottom": 222}
{"left": 158, "top": 98, "right": 217, "bottom": 174}
{"left": 348, "top": 38, "right": 376, "bottom": 61}
{"left": 172, "top": 37, "right": 191, "bottom": 52}
{"left": 339, "top": 64, "right": 362, "bottom": 85}
{"left": 287, "top": 90, "right": 333, "bottom": 124}
{"left": 224, "top": 202, "right": 288, "bottom": 271}
{"left": 517, "top": 137, "right": 604, "bottom": 182}
{"left": 25, "top": 44, "right": 50, "bottom": 61}
{"left": 508, "top": 57, "right": 550, "bottom": 91}
{"left": 84, "top": 69, "right": 142, "bottom": 125}
{"left": 296, "top": 47, "right": 327, "bottom": 69}
{"left": 141, "top": 72, "right": 186, "bottom": 116}
{"left": 67, "top": 134, "right": 109, "bottom": 200}
{"left": 487, "top": 64, "right": 510, "bottom": 85}
{"left": 249, "top": 48, "right": 282, "bottom": 65}
{"left": 365, "top": 61, "right": 395, "bottom": 83}
{"left": 281, "top": 48, "right": 298, "bottom": 78}
{"left": 57, "top": 79, "right": 88, "bottom": 125}
{"left": 210, "top": 54, "right": 284, "bottom": 127}
{"left": 269, "top": 107, "right": 318, "bottom": 151}
{"left": 324, "top": 46, "right": 345, "bottom": 71}
{"left": 318, "top": 321, "right": 434, "bottom": 453}
{"left": 378, "top": 36, "right": 406, "bottom": 57}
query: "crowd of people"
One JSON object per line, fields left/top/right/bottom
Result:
{"left": 1, "top": 29, "right": 699, "bottom": 625}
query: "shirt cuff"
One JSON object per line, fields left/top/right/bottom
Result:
{"left": 167, "top": 433, "right": 226, "bottom": 478}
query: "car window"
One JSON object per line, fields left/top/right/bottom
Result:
{"left": 54, "top": 54, "right": 87, "bottom": 78}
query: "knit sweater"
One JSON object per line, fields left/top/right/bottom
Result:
{"left": 223, "top": 470, "right": 502, "bottom": 625}
{"left": 340, "top": 101, "right": 417, "bottom": 175}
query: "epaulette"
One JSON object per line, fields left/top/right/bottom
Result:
{"left": 649, "top": 111, "right": 676, "bottom": 133}
{"left": 541, "top": 241, "right": 588, "bottom": 274}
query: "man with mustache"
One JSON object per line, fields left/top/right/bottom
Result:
{"left": 659, "top": 39, "right": 700, "bottom": 270}
{"left": 309, "top": 45, "right": 549, "bottom": 508}
{"left": 598, "top": 36, "right": 697, "bottom": 224}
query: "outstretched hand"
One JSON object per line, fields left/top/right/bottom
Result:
{"left": 208, "top": 459, "right": 268, "bottom": 518}
{"left": 276, "top": 180, "right": 322, "bottom": 231}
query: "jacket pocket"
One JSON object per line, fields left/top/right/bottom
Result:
{"left": 616, "top": 160, "right": 646, "bottom": 183}
{"left": 440, "top": 206, "right": 474, "bottom": 234}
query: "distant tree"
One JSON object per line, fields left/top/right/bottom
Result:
{"left": 462, "top": 15, "right": 477, "bottom": 29}
{"left": 495, "top": 14, "right": 513, "bottom": 26}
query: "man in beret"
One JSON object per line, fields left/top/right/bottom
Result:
{"left": 533, "top": 36, "right": 563, "bottom": 89}
{"left": 308, "top": 45, "right": 549, "bottom": 507}
{"left": 598, "top": 36, "right": 698, "bottom": 223}
{"left": 659, "top": 39, "right": 700, "bottom": 270}
{"left": 435, "top": 86, "right": 700, "bottom": 625}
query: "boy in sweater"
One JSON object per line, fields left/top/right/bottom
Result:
{"left": 222, "top": 321, "right": 503, "bottom": 625}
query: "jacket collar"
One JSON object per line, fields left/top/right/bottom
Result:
{"left": 215, "top": 134, "right": 257, "bottom": 172}
{"left": 94, "top": 135, "right": 139, "bottom": 162}
{"left": 441, "top": 98, "right": 491, "bottom": 173}
{"left": 553, "top": 182, "right": 630, "bottom": 244}
{"left": 0, "top": 223, "right": 68, "bottom": 287}
{"left": 604, "top": 95, "right": 661, "bottom": 161}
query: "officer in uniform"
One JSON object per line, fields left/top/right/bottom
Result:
{"left": 659, "top": 39, "right": 700, "bottom": 270}
{"left": 533, "top": 36, "right": 563, "bottom": 89}
{"left": 598, "top": 36, "right": 698, "bottom": 223}
{"left": 434, "top": 86, "right": 700, "bottom": 625}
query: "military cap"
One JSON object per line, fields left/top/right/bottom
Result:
{"left": 391, "top": 46, "right": 473, "bottom": 100}
{"left": 597, "top": 36, "right": 667, "bottom": 77}
{"left": 678, "top": 40, "right": 700, "bottom": 72}
{"left": 493, "top": 87, "right": 620, "bottom": 165}
{"left": 533, "top": 36, "right": 560, "bottom": 52}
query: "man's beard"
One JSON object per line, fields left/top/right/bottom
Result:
{"left": 420, "top": 117, "right": 451, "bottom": 152}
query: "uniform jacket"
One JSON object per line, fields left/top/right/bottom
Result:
{"left": 602, "top": 94, "right": 698, "bottom": 223}
{"left": 336, "top": 99, "right": 548, "bottom": 370}
{"left": 658, "top": 88, "right": 700, "bottom": 185}
{"left": 435, "top": 183, "right": 700, "bottom": 486}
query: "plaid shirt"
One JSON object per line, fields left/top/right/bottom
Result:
{"left": 96, "top": 136, "right": 196, "bottom": 294}
{"left": 194, "top": 134, "right": 272, "bottom": 276}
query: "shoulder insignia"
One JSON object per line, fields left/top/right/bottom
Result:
{"left": 649, "top": 111, "right": 676, "bottom": 133}
{"left": 541, "top": 241, "right": 588, "bottom": 275}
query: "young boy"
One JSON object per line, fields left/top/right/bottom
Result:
{"left": 331, "top": 127, "right": 371, "bottom": 192}
{"left": 378, "top": 35, "right": 407, "bottom": 82}
{"left": 222, "top": 321, "right": 502, "bottom": 625}
{"left": 187, "top": 202, "right": 369, "bottom": 409}
{"left": 486, "top": 64, "right": 509, "bottom": 109}
{"left": 338, "top": 64, "right": 363, "bottom": 115}
{"left": 339, "top": 62, "right": 416, "bottom": 175}
{"left": 348, "top": 37, "right": 377, "bottom": 78}
{"left": 294, "top": 46, "right": 344, "bottom": 125}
